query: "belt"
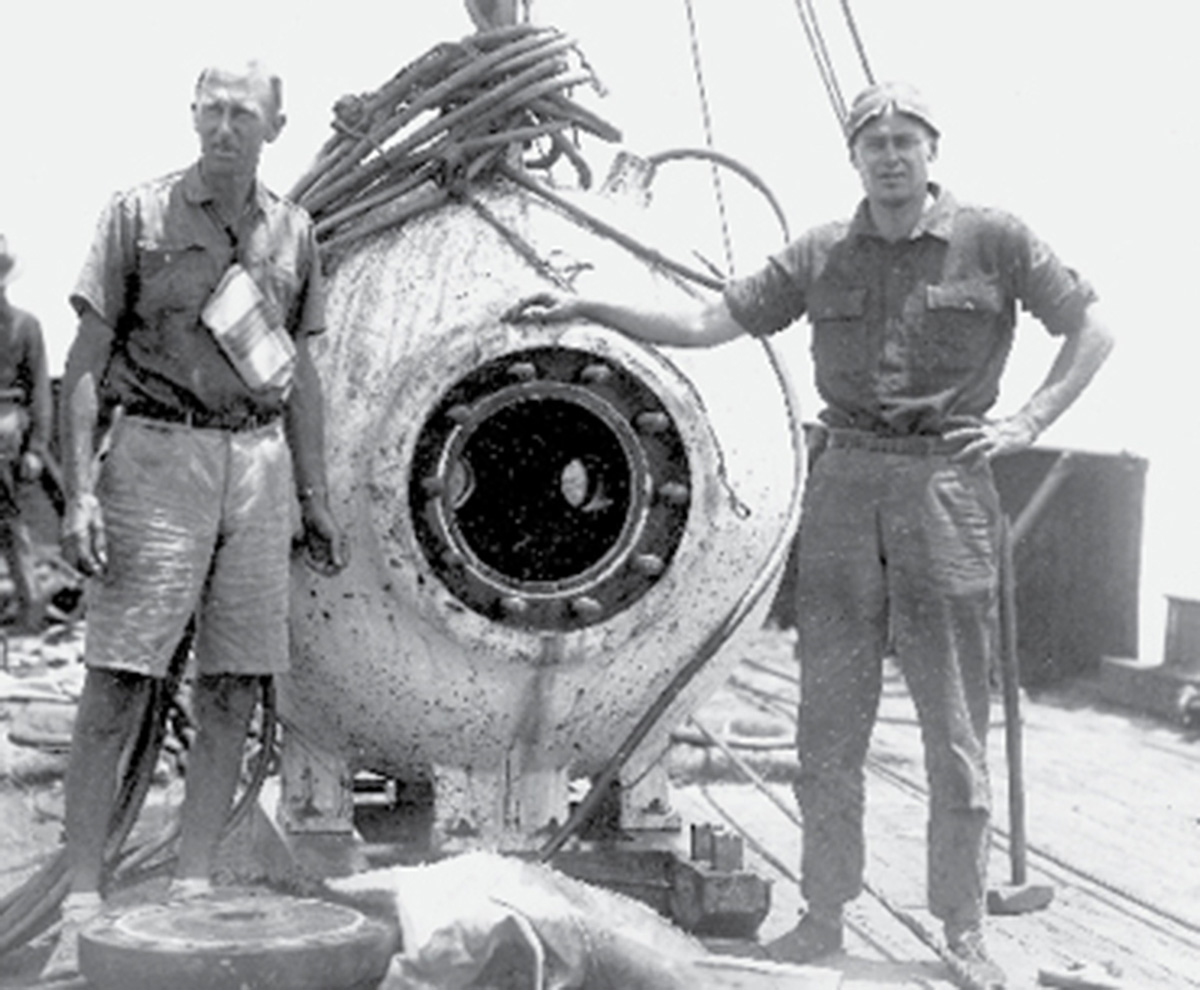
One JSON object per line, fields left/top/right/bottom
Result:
{"left": 122, "top": 403, "right": 282, "bottom": 432}
{"left": 825, "top": 429, "right": 964, "bottom": 456}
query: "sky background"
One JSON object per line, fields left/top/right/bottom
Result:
{"left": 2, "top": 1, "right": 1196, "bottom": 655}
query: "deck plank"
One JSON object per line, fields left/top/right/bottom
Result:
{"left": 675, "top": 628, "right": 1200, "bottom": 989}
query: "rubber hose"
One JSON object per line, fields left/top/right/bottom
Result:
{"left": 0, "top": 650, "right": 277, "bottom": 956}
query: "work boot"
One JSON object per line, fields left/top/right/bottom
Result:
{"left": 764, "top": 909, "right": 844, "bottom": 965}
{"left": 39, "top": 892, "right": 102, "bottom": 982}
{"left": 944, "top": 923, "right": 1006, "bottom": 990}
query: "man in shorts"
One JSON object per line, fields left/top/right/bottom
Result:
{"left": 46, "top": 59, "right": 348, "bottom": 979}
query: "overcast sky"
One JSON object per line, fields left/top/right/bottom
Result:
{"left": 2, "top": 1, "right": 1196, "bottom": 640}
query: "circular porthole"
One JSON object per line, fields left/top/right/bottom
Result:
{"left": 408, "top": 346, "right": 690, "bottom": 629}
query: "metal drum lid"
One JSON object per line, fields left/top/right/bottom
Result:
{"left": 79, "top": 889, "right": 398, "bottom": 990}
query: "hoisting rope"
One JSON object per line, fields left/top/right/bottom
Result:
{"left": 681, "top": 0, "right": 735, "bottom": 275}
{"left": 839, "top": 0, "right": 876, "bottom": 86}
{"left": 664, "top": 10, "right": 1007, "bottom": 988}
{"left": 790, "top": 0, "right": 877, "bottom": 127}
{"left": 792, "top": 0, "right": 848, "bottom": 126}
{"left": 539, "top": 0, "right": 809, "bottom": 852}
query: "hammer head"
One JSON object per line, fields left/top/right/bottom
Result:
{"left": 987, "top": 883, "right": 1055, "bottom": 915}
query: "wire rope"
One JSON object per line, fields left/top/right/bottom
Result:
{"left": 791, "top": 0, "right": 847, "bottom": 126}
{"left": 839, "top": 0, "right": 875, "bottom": 84}
{"left": 681, "top": 0, "right": 735, "bottom": 275}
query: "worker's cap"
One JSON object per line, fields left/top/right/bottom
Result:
{"left": 844, "top": 81, "right": 939, "bottom": 146}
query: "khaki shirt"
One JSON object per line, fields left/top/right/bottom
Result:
{"left": 724, "top": 186, "right": 1098, "bottom": 436}
{"left": 71, "top": 163, "right": 324, "bottom": 419}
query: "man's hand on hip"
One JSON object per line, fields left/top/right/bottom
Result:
{"left": 945, "top": 414, "right": 1038, "bottom": 466}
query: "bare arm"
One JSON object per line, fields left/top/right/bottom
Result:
{"left": 59, "top": 309, "right": 115, "bottom": 574}
{"left": 504, "top": 291, "right": 746, "bottom": 349}
{"left": 948, "top": 303, "right": 1116, "bottom": 463}
{"left": 283, "top": 333, "right": 348, "bottom": 575}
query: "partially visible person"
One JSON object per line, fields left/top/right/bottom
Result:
{"left": 43, "top": 59, "right": 347, "bottom": 980}
{"left": 507, "top": 81, "right": 1114, "bottom": 990}
{"left": 0, "top": 234, "right": 52, "bottom": 632}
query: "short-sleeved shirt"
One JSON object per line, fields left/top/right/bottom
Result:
{"left": 71, "top": 162, "right": 324, "bottom": 421}
{"left": 724, "top": 185, "right": 1098, "bottom": 436}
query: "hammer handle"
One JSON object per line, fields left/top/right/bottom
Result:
{"left": 999, "top": 515, "right": 1027, "bottom": 885}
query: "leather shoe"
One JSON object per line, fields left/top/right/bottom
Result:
{"left": 945, "top": 924, "right": 1006, "bottom": 989}
{"left": 764, "top": 912, "right": 844, "bottom": 965}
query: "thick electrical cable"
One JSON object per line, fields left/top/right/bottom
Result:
{"left": 538, "top": 146, "right": 805, "bottom": 861}
{"left": 0, "top": 663, "right": 277, "bottom": 958}
{"left": 290, "top": 26, "right": 621, "bottom": 258}
{"left": 646, "top": 149, "right": 791, "bottom": 242}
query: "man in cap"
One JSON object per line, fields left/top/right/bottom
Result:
{"left": 44, "top": 60, "right": 348, "bottom": 979}
{"left": 507, "top": 80, "right": 1114, "bottom": 988}
{"left": 0, "top": 234, "right": 52, "bottom": 632}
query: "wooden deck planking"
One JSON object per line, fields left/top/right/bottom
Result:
{"left": 674, "top": 629, "right": 1200, "bottom": 988}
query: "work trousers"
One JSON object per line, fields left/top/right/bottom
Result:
{"left": 793, "top": 444, "right": 1002, "bottom": 928}
{"left": 0, "top": 467, "right": 40, "bottom": 625}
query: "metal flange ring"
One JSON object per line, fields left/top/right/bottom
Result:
{"left": 408, "top": 345, "right": 691, "bottom": 631}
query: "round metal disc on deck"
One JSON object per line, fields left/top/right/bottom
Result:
{"left": 79, "top": 889, "right": 398, "bottom": 990}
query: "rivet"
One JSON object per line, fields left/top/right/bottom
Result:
{"left": 657, "top": 482, "right": 690, "bottom": 506}
{"left": 446, "top": 403, "right": 472, "bottom": 424}
{"left": 421, "top": 476, "right": 446, "bottom": 496}
{"left": 507, "top": 361, "right": 538, "bottom": 381}
{"left": 633, "top": 553, "right": 665, "bottom": 576}
{"left": 500, "top": 596, "right": 529, "bottom": 616}
{"left": 570, "top": 596, "right": 603, "bottom": 619}
{"left": 635, "top": 411, "right": 670, "bottom": 434}
{"left": 580, "top": 363, "right": 613, "bottom": 385}
{"left": 441, "top": 549, "right": 465, "bottom": 568}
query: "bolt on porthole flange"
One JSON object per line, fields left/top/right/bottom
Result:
{"left": 408, "top": 346, "right": 691, "bottom": 630}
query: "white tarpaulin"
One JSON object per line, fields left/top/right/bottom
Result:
{"left": 328, "top": 851, "right": 840, "bottom": 990}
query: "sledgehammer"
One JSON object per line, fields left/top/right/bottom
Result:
{"left": 987, "top": 513, "right": 1054, "bottom": 915}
